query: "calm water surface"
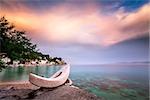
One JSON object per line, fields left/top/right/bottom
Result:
{"left": 0, "top": 65, "right": 61, "bottom": 82}
{"left": 0, "top": 64, "right": 149, "bottom": 100}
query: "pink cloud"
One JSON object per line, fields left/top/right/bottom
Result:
{"left": 0, "top": 3, "right": 149, "bottom": 46}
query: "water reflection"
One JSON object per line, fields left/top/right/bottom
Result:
{"left": 0, "top": 64, "right": 149, "bottom": 100}
{"left": 0, "top": 66, "right": 60, "bottom": 82}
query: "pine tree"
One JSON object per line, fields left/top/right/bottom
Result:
{"left": 0, "top": 17, "right": 41, "bottom": 63}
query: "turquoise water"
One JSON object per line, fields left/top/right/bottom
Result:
{"left": 0, "top": 66, "right": 60, "bottom": 82}
{"left": 70, "top": 64, "right": 149, "bottom": 100}
{"left": 0, "top": 64, "right": 149, "bottom": 100}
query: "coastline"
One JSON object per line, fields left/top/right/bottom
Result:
{"left": 7, "top": 63, "right": 66, "bottom": 68}
{"left": 0, "top": 81, "right": 100, "bottom": 100}
{"left": 0, "top": 81, "right": 39, "bottom": 90}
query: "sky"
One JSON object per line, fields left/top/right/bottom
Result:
{"left": 0, "top": 0, "right": 149, "bottom": 64}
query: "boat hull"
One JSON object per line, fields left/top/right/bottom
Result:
{"left": 29, "top": 64, "right": 70, "bottom": 88}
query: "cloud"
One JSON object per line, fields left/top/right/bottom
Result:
{"left": 0, "top": 2, "right": 149, "bottom": 46}
{"left": 92, "top": 4, "right": 149, "bottom": 46}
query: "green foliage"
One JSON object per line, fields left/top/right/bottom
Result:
{"left": 0, "top": 17, "right": 41, "bottom": 62}
{"left": 0, "top": 16, "right": 65, "bottom": 68}
{"left": 0, "top": 59, "right": 6, "bottom": 71}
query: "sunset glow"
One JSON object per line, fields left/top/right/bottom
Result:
{"left": 0, "top": 0, "right": 149, "bottom": 64}
{"left": 1, "top": 1, "right": 149, "bottom": 46}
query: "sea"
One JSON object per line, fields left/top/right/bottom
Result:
{"left": 0, "top": 64, "right": 149, "bottom": 100}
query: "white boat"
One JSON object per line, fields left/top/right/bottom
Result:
{"left": 29, "top": 64, "right": 71, "bottom": 88}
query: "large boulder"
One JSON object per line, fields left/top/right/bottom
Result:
{"left": 0, "top": 85, "right": 101, "bottom": 100}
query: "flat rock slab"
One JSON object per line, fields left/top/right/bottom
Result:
{"left": 0, "top": 85, "right": 101, "bottom": 100}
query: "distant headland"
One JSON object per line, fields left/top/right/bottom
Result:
{"left": 0, "top": 17, "right": 66, "bottom": 70}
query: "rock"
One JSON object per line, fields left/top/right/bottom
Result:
{"left": 0, "top": 85, "right": 100, "bottom": 100}
{"left": 0, "top": 95, "right": 21, "bottom": 100}
{"left": 0, "top": 89, "right": 33, "bottom": 99}
{"left": 33, "top": 86, "right": 100, "bottom": 100}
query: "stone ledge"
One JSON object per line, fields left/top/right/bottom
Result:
{"left": 0, "top": 85, "right": 101, "bottom": 100}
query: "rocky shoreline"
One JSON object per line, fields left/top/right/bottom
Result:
{"left": 0, "top": 82, "right": 100, "bottom": 100}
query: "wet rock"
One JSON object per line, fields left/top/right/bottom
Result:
{"left": 100, "top": 83, "right": 109, "bottom": 91}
